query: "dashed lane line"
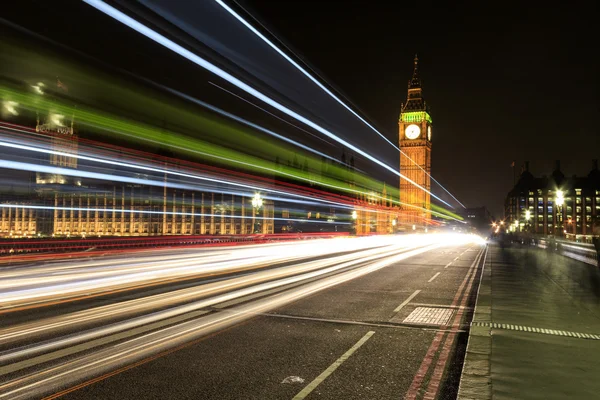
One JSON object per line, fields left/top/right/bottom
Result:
{"left": 428, "top": 272, "right": 441, "bottom": 283}
{"left": 444, "top": 262, "right": 453, "bottom": 269}
{"left": 393, "top": 290, "right": 421, "bottom": 312}
{"left": 292, "top": 331, "right": 375, "bottom": 399}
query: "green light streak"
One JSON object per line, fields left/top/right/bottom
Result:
{"left": 0, "top": 38, "right": 462, "bottom": 223}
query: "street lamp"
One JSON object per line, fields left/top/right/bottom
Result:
{"left": 251, "top": 192, "right": 263, "bottom": 234}
{"left": 525, "top": 209, "right": 531, "bottom": 232}
{"left": 555, "top": 189, "right": 564, "bottom": 237}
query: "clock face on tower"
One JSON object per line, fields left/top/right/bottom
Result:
{"left": 405, "top": 124, "right": 420, "bottom": 140}
{"left": 427, "top": 126, "right": 432, "bottom": 141}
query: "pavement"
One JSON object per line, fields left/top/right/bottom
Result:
{"left": 458, "top": 241, "right": 600, "bottom": 400}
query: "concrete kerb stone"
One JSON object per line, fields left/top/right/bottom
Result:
{"left": 457, "top": 245, "right": 492, "bottom": 400}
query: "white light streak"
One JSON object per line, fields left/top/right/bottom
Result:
{"left": 82, "top": 0, "right": 453, "bottom": 208}
{"left": 213, "top": 0, "right": 465, "bottom": 208}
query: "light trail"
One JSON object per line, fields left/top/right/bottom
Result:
{"left": 0, "top": 127, "right": 465, "bottom": 221}
{"left": 175, "top": 82, "right": 341, "bottom": 165}
{"left": 213, "top": 0, "right": 399, "bottom": 151}
{"left": 0, "top": 156, "right": 351, "bottom": 211}
{"left": 0, "top": 236, "right": 403, "bottom": 309}
{"left": 213, "top": 0, "right": 465, "bottom": 208}
{"left": 0, "top": 244, "right": 412, "bottom": 364}
{"left": 0, "top": 234, "right": 484, "bottom": 399}
{"left": 0, "top": 122, "right": 369, "bottom": 209}
{"left": 82, "top": 0, "right": 453, "bottom": 209}
{"left": 0, "top": 204, "right": 346, "bottom": 225}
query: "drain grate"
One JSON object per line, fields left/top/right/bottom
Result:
{"left": 403, "top": 307, "right": 454, "bottom": 326}
{"left": 472, "top": 321, "right": 600, "bottom": 340}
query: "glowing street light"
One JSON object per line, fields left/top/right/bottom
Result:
{"left": 251, "top": 192, "right": 263, "bottom": 234}
{"left": 251, "top": 192, "right": 263, "bottom": 208}
{"left": 555, "top": 189, "right": 565, "bottom": 237}
{"left": 351, "top": 210, "right": 357, "bottom": 220}
{"left": 555, "top": 190, "right": 564, "bottom": 206}
{"left": 392, "top": 219, "right": 397, "bottom": 226}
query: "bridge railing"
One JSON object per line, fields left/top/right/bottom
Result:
{"left": 498, "top": 233, "right": 599, "bottom": 267}
{"left": 537, "top": 237, "right": 598, "bottom": 267}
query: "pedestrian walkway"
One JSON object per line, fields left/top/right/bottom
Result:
{"left": 458, "top": 242, "right": 600, "bottom": 400}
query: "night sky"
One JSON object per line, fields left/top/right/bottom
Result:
{"left": 236, "top": 0, "right": 599, "bottom": 217}
{"left": 2, "top": 1, "right": 598, "bottom": 218}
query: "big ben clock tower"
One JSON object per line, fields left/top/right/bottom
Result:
{"left": 399, "top": 55, "right": 432, "bottom": 225}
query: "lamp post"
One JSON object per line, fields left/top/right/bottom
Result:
{"left": 525, "top": 209, "right": 531, "bottom": 233}
{"left": 251, "top": 192, "right": 263, "bottom": 234}
{"left": 351, "top": 210, "right": 358, "bottom": 235}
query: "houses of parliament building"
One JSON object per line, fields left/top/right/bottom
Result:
{"left": 2, "top": 55, "right": 435, "bottom": 239}
{"left": 0, "top": 112, "right": 274, "bottom": 238}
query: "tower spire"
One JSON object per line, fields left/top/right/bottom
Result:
{"left": 409, "top": 54, "right": 421, "bottom": 89}
{"left": 402, "top": 54, "right": 425, "bottom": 112}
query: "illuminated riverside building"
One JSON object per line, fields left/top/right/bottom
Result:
{"left": 1, "top": 189, "right": 275, "bottom": 238}
{"left": 398, "top": 55, "right": 432, "bottom": 226}
{"left": 505, "top": 160, "right": 600, "bottom": 239}
{"left": 0, "top": 110, "right": 274, "bottom": 238}
{"left": 354, "top": 185, "right": 397, "bottom": 235}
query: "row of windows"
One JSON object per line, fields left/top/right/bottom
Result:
{"left": 528, "top": 190, "right": 600, "bottom": 196}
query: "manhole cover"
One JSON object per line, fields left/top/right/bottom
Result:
{"left": 403, "top": 307, "right": 454, "bottom": 326}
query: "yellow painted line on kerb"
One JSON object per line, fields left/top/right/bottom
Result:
{"left": 292, "top": 331, "right": 375, "bottom": 399}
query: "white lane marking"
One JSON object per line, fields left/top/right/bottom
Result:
{"left": 453, "top": 257, "right": 459, "bottom": 261}
{"left": 292, "top": 331, "right": 375, "bottom": 399}
{"left": 444, "top": 262, "right": 453, "bottom": 269}
{"left": 428, "top": 272, "right": 441, "bottom": 283}
{"left": 394, "top": 290, "right": 422, "bottom": 312}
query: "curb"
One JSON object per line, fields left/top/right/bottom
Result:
{"left": 457, "top": 244, "right": 492, "bottom": 400}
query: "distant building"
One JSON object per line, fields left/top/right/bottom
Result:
{"left": 504, "top": 160, "right": 600, "bottom": 240}
{"left": 461, "top": 206, "right": 492, "bottom": 234}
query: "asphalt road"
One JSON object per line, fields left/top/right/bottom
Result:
{"left": 0, "top": 237, "right": 485, "bottom": 400}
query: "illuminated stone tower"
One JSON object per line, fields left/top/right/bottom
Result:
{"left": 399, "top": 55, "right": 432, "bottom": 225}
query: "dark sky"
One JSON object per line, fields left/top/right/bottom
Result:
{"left": 2, "top": 1, "right": 598, "bottom": 218}
{"left": 235, "top": 0, "right": 599, "bottom": 217}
